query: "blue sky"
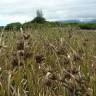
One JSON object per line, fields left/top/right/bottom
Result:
{"left": 0, "top": 0, "right": 96, "bottom": 25}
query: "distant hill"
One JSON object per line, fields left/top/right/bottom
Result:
{"left": 59, "top": 18, "right": 96, "bottom": 23}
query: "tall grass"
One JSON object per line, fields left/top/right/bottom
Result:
{"left": 0, "top": 26, "right": 96, "bottom": 96}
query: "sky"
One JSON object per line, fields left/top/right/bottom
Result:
{"left": 0, "top": 0, "right": 96, "bottom": 25}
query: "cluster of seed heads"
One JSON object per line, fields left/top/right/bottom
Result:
{"left": 11, "top": 28, "right": 31, "bottom": 68}
{"left": 42, "top": 65, "right": 93, "bottom": 96}
{"left": 40, "top": 38, "right": 93, "bottom": 96}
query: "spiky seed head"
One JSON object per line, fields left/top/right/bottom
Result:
{"left": 35, "top": 54, "right": 44, "bottom": 63}
{"left": 16, "top": 40, "right": 24, "bottom": 50}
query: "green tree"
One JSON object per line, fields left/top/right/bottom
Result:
{"left": 5, "top": 22, "right": 22, "bottom": 31}
{"left": 32, "top": 10, "right": 46, "bottom": 24}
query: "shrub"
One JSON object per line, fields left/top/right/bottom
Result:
{"left": 5, "top": 22, "right": 22, "bottom": 31}
{"left": 32, "top": 17, "right": 46, "bottom": 24}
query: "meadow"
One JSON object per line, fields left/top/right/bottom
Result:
{"left": 0, "top": 25, "right": 96, "bottom": 96}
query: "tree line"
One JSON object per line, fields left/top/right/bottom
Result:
{"left": 0, "top": 10, "right": 96, "bottom": 31}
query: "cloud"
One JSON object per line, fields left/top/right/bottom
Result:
{"left": 0, "top": 0, "right": 96, "bottom": 25}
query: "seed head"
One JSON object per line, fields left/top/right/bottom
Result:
{"left": 16, "top": 40, "right": 24, "bottom": 50}
{"left": 35, "top": 54, "right": 44, "bottom": 63}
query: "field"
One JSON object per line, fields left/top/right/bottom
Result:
{"left": 0, "top": 25, "right": 96, "bottom": 96}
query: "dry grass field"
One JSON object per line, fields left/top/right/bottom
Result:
{"left": 0, "top": 26, "right": 96, "bottom": 96}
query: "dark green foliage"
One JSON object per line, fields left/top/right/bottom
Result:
{"left": 60, "top": 22, "right": 96, "bottom": 30}
{"left": 23, "top": 22, "right": 32, "bottom": 29}
{"left": 2, "top": 19, "right": 96, "bottom": 31}
{"left": 5, "top": 22, "right": 22, "bottom": 31}
{"left": 78, "top": 23, "right": 96, "bottom": 30}
{"left": 22, "top": 21, "right": 96, "bottom": 30}
{"left": 31, "top": 17, "right": 46, "bottom": 24}
{"left": 0, "top": 26, "right": 4, "bottom": 32}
